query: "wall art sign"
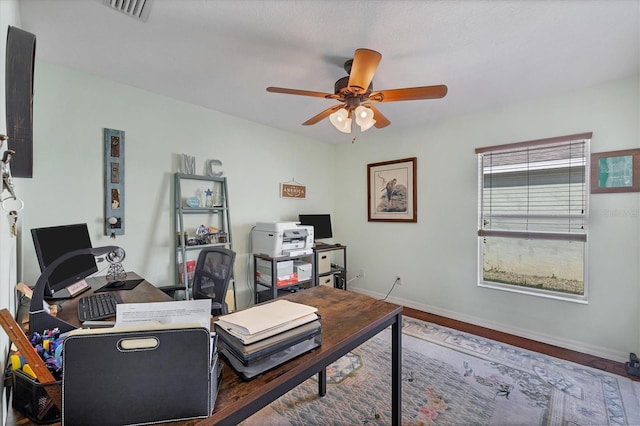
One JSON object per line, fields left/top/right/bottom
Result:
{"left": 591, "top": 149, "right": 640, "bottom": 193}
{"left": 104, "top": 128, "right": 125, "bottom": 237}
{"left": 367, "top": 157, "right": 417, "bottom": 222}
{"left": 280, "top": 180, "right": 306, "bottom": 199}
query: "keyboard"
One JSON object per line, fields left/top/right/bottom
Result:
{"left": 78, "top": 292, "right": 123, "bottom": 322}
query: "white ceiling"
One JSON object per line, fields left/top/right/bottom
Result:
{"left": 18, "top": 0, "right": 640, "bottom": 144}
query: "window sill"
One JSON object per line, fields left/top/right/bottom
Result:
{"left": 478, "top": 281, "right": 588, "bottom": 304}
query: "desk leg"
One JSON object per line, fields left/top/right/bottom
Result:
{"left": 318, "top": 368, "right": 326, "bottom": 397}
{"left": 391, "top": 312, "right": 402, "bottom": 426}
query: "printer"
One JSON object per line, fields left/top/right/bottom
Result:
{"left": 252, "top": 222, "right": 314, "bottom": 257}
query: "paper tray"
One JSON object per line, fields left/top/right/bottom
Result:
{"left": 215, "top": 317, "right": 321, "bottom": 364}
{"left": 219, "top": 333, "right": 321, "bottom": 381}
{"left": 62, "top": 326, "right": 215, "bottom": 425}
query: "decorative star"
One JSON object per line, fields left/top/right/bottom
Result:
{"left": 205, "top": 188, "right": 213, "bottom": 196}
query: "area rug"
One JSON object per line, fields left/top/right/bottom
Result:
{"left": 242, "top": 317, "right": 640, "bottom": 425}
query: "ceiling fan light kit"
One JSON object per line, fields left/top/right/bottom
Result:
{"left": 329, "top": 108, "right": 352, "bottom": 133}
{"left": 354, "top": 105, "right": 376, "bottom": 132}
{"left": 266, "top": 48, "right": 447, "bottom": 136}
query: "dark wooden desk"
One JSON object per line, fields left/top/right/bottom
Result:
{"left": 202, "top": 286, "right": 402, "bottom": 426}
{"left": 56, "top": 273, "right": 174, "bottom": 325}
{"left": 7, "top": 273, "right": 173, "bottom": 426}
{"left": 9, "top": 281, "right": 403, "bottom": 426}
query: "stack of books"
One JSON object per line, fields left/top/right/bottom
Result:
{"left": 214, "top": 300, "right": 322, "bottom": 380}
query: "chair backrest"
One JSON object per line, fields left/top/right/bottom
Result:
{"left": 191, "top": 247, "right": 236, "bottom": 315}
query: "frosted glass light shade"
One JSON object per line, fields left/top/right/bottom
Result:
{"left": 355, "top": 105, "right": 376, "bottom": 132}
{"left": 329, "top": 108, "right": 352, "bottom": 133}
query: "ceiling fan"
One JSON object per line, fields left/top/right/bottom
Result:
{"left": 266, "top": 48, "right": 448, "bottom": 134}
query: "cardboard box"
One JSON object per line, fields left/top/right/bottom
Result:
{"left": 317, "top": 253, "right": 331, "bottom": 274}
{"left": 294, "top": 261, "right": 312, "bottom": 281}
{"left": 319, "top": 274, "right": 334, "bottom": 287}
{"left": 256, "top": 272, "right": 299, "bottom": 287}
{"left": 179, "top": 260, "right": 196, "bottom": 285}
{"left": 256, "top": 259, "right": 294, "bottom": 277}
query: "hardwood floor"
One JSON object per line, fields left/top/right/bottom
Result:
{"left": 403, "top": 306, "right": 640, "bottom": 382}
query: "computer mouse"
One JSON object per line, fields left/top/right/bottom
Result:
{"left": 107, "top": 280, "right": 125, "bottom": 288}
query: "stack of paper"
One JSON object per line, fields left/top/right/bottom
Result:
{"left": 215, "top": 299, "right": 317, "bottom": 344}
{"left": 214, "top": 299, "right": 322, "bottom": 380}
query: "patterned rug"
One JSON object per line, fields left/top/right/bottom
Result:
{"left": 242, "top": 317, "right": 640, "bottom": 425}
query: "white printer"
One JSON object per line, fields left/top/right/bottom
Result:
{"left": 252, "top": 222, "right": 314, "bottom": 257}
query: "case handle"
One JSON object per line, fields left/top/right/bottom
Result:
{"left": 118, "top": 337, "right": 159, "bottom": 351}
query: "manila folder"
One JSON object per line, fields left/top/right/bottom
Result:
{"left": 216, "top": 299, "right": 317, "bottom": 336}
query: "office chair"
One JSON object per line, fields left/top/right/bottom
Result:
{"left": 191, "top": 247, "right": 236, "bottom": 316}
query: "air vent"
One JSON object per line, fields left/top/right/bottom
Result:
{"left": 103, "top": 0, "right": 153, "bottom": 22}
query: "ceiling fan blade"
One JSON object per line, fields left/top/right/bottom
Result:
{"left": 302, "top": 104, "right": 344, "bottom": 126}
{"left": 365, "top": 104, "right": 391, "bottom": 128}
{"left": 267, "top": 86, "right": 336, "bottom": 99}
{"left": 370, "top": 85, "right": 448, "bottom": 102}
{"left": 347, "top": 48, "right": 382, "bottom": 94}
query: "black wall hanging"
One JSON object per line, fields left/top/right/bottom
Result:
{"left": 5, "top": 26, "right": 36, "bottom": 178}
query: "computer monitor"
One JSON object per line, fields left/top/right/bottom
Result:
{"left": 298, "top": 214, "right": 333, "bottom": 241}
{"left": 31, "top": 223, "right": 97, "bottom": 299}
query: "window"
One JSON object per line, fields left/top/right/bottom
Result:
{"left": 476, "top": 133, "right": 591, "bottom": 302}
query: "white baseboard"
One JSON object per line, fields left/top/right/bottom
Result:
{"left": 348, "top": 285, "right": 628, "bottom": 363}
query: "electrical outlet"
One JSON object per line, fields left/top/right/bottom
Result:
{"left": 396, "top": 275, "right": 402, "bottom": 285}
{"left": 360, "top": 268, "right": 366, "bottom": 278}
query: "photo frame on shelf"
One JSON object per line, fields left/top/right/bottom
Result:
{"left": 591, "top": 149, "right": 640, "bottom": 193}
{"left": 367, "top": 157, "right": 417, "bottom": 222}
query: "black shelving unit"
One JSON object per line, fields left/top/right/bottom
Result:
{"left": 314, "top": 244, "right": 347, "bottom": 290}
{"left": 253, "top": 252, "right": 315, "bottom": 303}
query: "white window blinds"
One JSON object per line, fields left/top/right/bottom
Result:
{"left": 476, "top": 132, "right": 591, "bottom": 242}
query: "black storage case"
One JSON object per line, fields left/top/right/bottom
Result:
{"left": 62, "top": 326, "right": 216, "bottom": 425}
